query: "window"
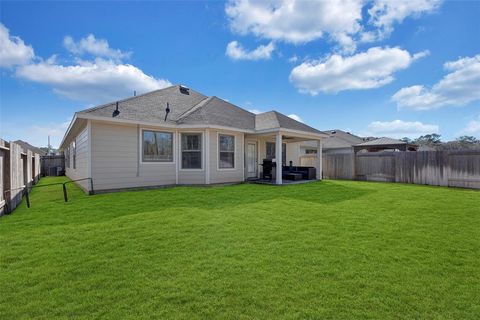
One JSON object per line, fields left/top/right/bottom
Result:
{"left": 305, "top": 149, "right": 317, "bottom": 154}
{"left": 65, "top": 147, "right": 70, "bottom": 168}
{"left": 265, "top": 142, "right": 286, "bottom": 165}
{"left": 142, "top": 130, "right": 173, "bottom": 162}
{"left": 181, "top": 133, "right": 202, "bottom": 169}
{"left": 219, "top": 134, "right": 235, "bottom": 169}
{"left": 72, "top": 140, "right": 76, "bottom": 169}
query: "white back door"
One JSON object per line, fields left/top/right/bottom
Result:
{"left": 246, "top": 142, "right": 257, "bottom": 178}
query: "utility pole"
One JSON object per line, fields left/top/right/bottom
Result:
{"left": 48, "top": 135, "right": 52, "bottom": 155}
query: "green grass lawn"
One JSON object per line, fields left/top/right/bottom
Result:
{"left": 1, "top": 177, "right": 479, "bottom": 319}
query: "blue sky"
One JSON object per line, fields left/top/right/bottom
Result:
{"left": 1, "top": 0, "right": 479, "bottom": 147}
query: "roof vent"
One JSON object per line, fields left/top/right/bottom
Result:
{"left": 112, "top": 102, "right": 120, "bottom": 117}
{"left": 164, "top": 102, "right": 170, "bottom": 122}
{"left": 179, "top": 85, "right": 189, "bottom": 95}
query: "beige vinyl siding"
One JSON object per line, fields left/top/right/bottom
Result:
{"left": 177, "top": 170, "right": 205, "bottom": 184}
{"left": 91, "top": 121, "right": 176, "bottom": 191}
{"left": 286, "top": 142, "right": 301, "bottom": 166}
{"left": 65, "top": 123, "right": 89, "bottom": 191}
{"left": 209, "top": 130, "right": 244, "bottom": 184}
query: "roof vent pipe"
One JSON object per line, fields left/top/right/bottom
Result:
{"left": 112, "top": 102, "right": 120, "bottom": 117}
{"left": 164, "top": 102, "right": 170, "bottom": 122}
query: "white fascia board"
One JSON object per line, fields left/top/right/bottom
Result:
{"left": 76, "top": 113, "right": 328, "bottom": 140}
{"left": 59, "top": 113, "right": 78, "bottom": 150}
{"left": 76, "top": 113, "right": 255, "bottom": 134}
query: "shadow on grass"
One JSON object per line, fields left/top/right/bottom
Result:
{"left": 2, "top": 179, "right": 375, "bottom": 229}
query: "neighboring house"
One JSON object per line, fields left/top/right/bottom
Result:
{"left": 353, "top": 137, "right": 418, "bottom": 153}
{"left": 60, "top": 85, "right": 327, "bottom": 192}
{"left": 288, "top": 129, "right": 366, "bottom": 166}
{"left": 13, "top": 140, "right": 47, "bottom": 156}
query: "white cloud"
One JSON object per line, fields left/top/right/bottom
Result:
{"left": 248, "top": 109, "right": 262, "bottom": 114}
{"left": 226, "top": 0, "right": 363, "bottom": 52}
{"left": 287, "top": 114, "right": 303, "bottom": 123}
{"left": 392, "top": 54, "right": 480, "bottom": 110}
{"left": 16, "top": 58, "right": 171, "bottom": 103}
{"left": 288, "top": 55, "right": 298, "bottom": 63}
{"left": 0, "top": 26, "right": 171, "bottom": 104}
{"left": 290, "top": 47, "right": 427, "bottom": 95}
{"left": 226, "top": 41, "right": 275, "bottom": 60}
{"left": 366, "top": 119, "right": 439, "bottom": 138}
{"left": 367, "top": 0, "right": 441, "bottom": 40}
{"left": 63, "top": 34, "right": 130, "bottom": 60}
{"left": 460, "top": 115, "right": 480, "bottom": 137}
{"left": 0, "top": 23, "right": 35, "bottom": 68}
{"left": 225, "top": 0, "right": 441, "bottom": 53}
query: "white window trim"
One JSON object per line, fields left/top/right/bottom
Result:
{"left": 139, "top": 128, "right": 176, "bottom": 165}
{"left": 179, "top": 131, "right": 204, "bottom": 171}
{"left": 217, "top": 132, "right": 236, "bottom": 171}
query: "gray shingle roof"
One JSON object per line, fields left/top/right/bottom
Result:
{"left": 178, "top": 96, "right": 256, "bottom": 130}
{"left": 321, "top": 136, "right": 356, "bottom": 149}
{"left": 255, "top": 111, "right": 324, "bottom": 134}
{"left": 79, "top": 85, "right": 208, "bottom": 124}
{"left": 13, "top": 140, "right": 46, "bottom": 155}
{"left": 325, "top": 129, "right": 365, "bottom": 145}
{"left": 77, "top": 85, "right": 323, "bottom": 135}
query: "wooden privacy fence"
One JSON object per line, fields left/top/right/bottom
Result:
{"left": 322, "top": 150, "right": 480, "bottom": 189}
{"left": 0, "top": 139, "right": 42, "bottom": 215}
{"left": 41, "top": 155, "right": 65, "bottom": 176}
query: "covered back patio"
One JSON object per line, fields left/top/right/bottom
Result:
{"left": 245, "top": 129, "right": 326, "bottom": 185}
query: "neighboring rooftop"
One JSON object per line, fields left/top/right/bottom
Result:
{"left": 13, "top": 140, "right": 46, "bottom": 155}
{"left": 325, "top": 129, "right": 365, "bottom": 145}
{"left": 354, "top": 137, "right": 418, "bottom": 152}
{"left": 355, "top": 137, "right": 410, "bottom": 146}
{"left": 298, "top": 129, "right": 367, "bottom": 149}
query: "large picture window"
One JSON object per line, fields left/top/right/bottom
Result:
{"left": 142, "top": 130, "right": 173, "bottom": 162}
{"left": 265, "top": 142, "right": 286, "bottom": 165}
{"left": 181, "top": 133, "right": 202, "bottom": 169}
{"left": 219, "top": 134, "right": 235, "bottom": 169}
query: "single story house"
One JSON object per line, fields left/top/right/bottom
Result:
{"left": 60, "top": 85, "right": 328, "bottom": 192}
{"left": 287, "top": 129, "right": 367, "bottom": 166}
{"left": 289, "top": 129, "right": 367, "bottom": 159}
{"left": 353, "top": 137, "right": 418, "bottom": 153}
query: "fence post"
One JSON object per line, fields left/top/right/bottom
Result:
{"left": 24, "top": 186, "right": 30, "bottom": 208}
{"left": 352, "top": 152, "right": 357, "bottom": 180}
{"left": 63, "top": 184, "right": 68, "bottom": 202}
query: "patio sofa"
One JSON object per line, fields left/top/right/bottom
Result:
{"left": 282, "top": 165, "right": 316, "bottom": 180}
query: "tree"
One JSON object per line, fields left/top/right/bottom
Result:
{"left": 456, "top": 136, "right": 479, "bottom": 144}
{"left": 400, "top": 137, "right": 413, "bottom": 143}
{"left": 414, "top": 134, "right": 442, "bottom": 146}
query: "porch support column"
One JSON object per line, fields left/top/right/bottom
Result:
{"left": 276, "top": 132, "right": 282, "bottom": 185}
{"left": 316, "top": 139, "right": 322, "bottom": 180}
{"left": 205, "top": 129, "right": 210, "bottom": 184}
